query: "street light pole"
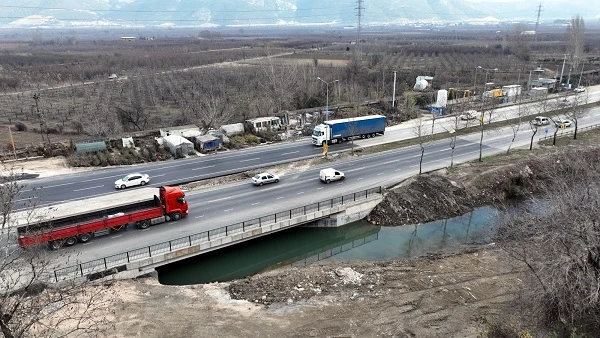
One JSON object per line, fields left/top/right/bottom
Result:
{"left": 317, "top": 77, "right": 339, "bottom": 121}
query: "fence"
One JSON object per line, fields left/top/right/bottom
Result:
{"left": 539, "top": 123, "right": 600, "bottom": 142}
{"left": 52, "top": 186, "right": 383, "bottom": 282}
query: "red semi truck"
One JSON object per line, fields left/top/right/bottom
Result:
{"left": 15, "top": 186, "right": 189, "bottom": 250}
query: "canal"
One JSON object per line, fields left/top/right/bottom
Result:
{"left": 157, "top": 205, "right": 500, "bottom": 285}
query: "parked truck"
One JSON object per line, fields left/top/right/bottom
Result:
{"left": 15, "top": 186, "right": 189, "bottom": 250}
{"left": 311, "top": 115, "right": 387, "bottom": 146}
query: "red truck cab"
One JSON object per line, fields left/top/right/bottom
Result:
{"left": 160, "top": 186, "right": 188, "bottom": 220}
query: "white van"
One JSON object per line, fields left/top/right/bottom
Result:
{"left": 319, "top": 168, "right": 345, "bottom": 184}
{"left": 534, "top": 116, "right": 550, "bottom": 126}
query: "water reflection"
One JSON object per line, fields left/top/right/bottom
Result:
{"left": 323, "top": 205, "right": 497, "bottom": 262}
{"left": 157, "top": 205, "right": 499, "bottom": 285}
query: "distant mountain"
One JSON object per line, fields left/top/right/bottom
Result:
{"left": 0, "top": 0, "right": 597, "bottom": 28}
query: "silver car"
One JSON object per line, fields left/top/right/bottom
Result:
{"left": 252, "top": 173, "right": 280, "bottom": 186}
{"left": 115, "top": 173, "right": 150, "bottom": 189}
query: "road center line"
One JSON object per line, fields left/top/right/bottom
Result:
{"left": 73, "top": 185, "right": 104, "bottom": 192}
{"left": 191, "top": 165, "right": 216, "bottom": 171}
{"left": 281, "top": 151, "right": 299, "bottom": 155}
{"left": 223, "top": 208, "right": 233, "bottom": 212}
{"left": 239, "top": 158, "right": 260, "bottom": 162}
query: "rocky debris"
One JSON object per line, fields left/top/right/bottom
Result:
{"left": 227, "top": 265, "right": 384, "bottom": 305}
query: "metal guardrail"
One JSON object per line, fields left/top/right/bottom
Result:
{"left": 52, "top": 186, "right": 383, "bottom": 282}
{"left": 538, "top": 123, "right": 600, "bottom": 142}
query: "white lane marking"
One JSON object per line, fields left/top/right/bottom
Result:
{"left": 191, "top": 165, "right": 216, "bottom": 171}
{"left": 277, "top": 197, "right": 284, "bottom": 199}
{"left": 16, "top": 196, "right": 38, "bottom": 202}
{"left": 297, "top": 192, "right": 304, "bottom": 195}
{"left": 383, "top": 159, "right": 400, "bottom": 164}
{"left": 223, "top": 208, "right": 233, "bottom": 212}
{"left": 281, "top": 151, "right": 299, "bottom": 155}
{"left": 251, "top": 202, "right": 259, "bottom": 205}
{"left": 152, "top": 174, "right": 166, "bottom": 177}
{"left": 73, "top": 185, "right": 104, "bottom": 192}
{"left": 205, "top": 196, "right": 232, "bottom": 203}
{"left": 356, "top": 177, "right": 364, "bottom": 180}
{"left": 239, "top": 158, "right": 260, "bottom": 162}
{"left": 377, "top": 173, "right": 384, "bottom": 176}
{"left": 194, "top": 215, "right": 204, "bottom": 219}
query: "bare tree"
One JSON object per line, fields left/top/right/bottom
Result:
{"left": 260, "top": 53, "right": 297, "bottom": 115}
{"left": 505, "top": 91, "right": 529, "bottom": 155}
{"left": 0, "top": 166, "right": 114, "bottom": 337}
{"left": 31, "top": 94, "right": 50, "bottom": 149}
{"left": 564, "top": 91, "right": 590, "bottom": 140}
{"left": 527, "top": 93, "right": 553, "bottom": 149}
{"left": 197, "top": 87, "right": 234, "bottom": 130}
{"left": 477, "top": 95, "right": 500, "bottom": 162}
{"left": 495, "top": 149, "right": 600, "bottom": 333}
{"left": 411, "top": 114, "right": 431, "bottom": 175}
{"left": 567, "top": 16, "right": 585, "bottom": 70}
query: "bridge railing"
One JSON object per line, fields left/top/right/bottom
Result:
{"left": 52, "top": 186, "right": 383, "bottom": 282}
{"left": 538, "top": 123, "right": 600, "bottom": 142}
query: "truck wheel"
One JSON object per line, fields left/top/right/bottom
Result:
{"left": 78, "top": 233, "right": 92, "bottom": 243}
{"left": 137, "top": 220, "right": 150, "bottom": 229}
{"left": 366, "top": 134, "right": 371, "bottom": 138}
{"left": 171, "top": 212, "right": 183, "bottom": 221}
{"left": 49, "top": 240, "right": 64, "bottom": 250}
{"left": 371, "top": 133, "right": 376, "bottom": 138}
{"left": 65, "top": 236, "right": 77, "bottom": 247}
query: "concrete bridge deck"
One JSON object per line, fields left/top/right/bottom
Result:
{"left": 51, "top": 187, "right": 383, "bottom": 282}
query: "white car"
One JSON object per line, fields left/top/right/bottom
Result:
{"left": 115, "top": 173, "right": 150, "bottom": 189}
{"left": 251, "top": 173, "right": 279, "bottom": 186}
{"left": 554, "top": 119, "right": 572, "bottom": 128}
{"left": 574, "top": 86, "right": 586, "bottom": 93}
{"left": 319, "top": 168, "right": 345, "bottom": 184}
{"left": 459, "top": 112, "right": 477, "bottom": 121}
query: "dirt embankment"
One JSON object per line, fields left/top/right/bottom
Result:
{"left": 367, "top": 150, "right": 554, "bottom": 225}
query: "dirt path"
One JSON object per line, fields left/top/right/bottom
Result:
{"left": 106, "top": 247, "right": 525, "bottom": 338}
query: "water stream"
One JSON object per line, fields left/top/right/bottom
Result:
{"left": 157, "top": 205, "right": 500, "bottom": 285}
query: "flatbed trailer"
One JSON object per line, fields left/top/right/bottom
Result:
{"left": 15, "top": 186, "right": 188, "bottom": 250}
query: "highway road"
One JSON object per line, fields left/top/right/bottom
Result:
{"left": 35, "top": 102, "right": 600, "bottom": 269}
{"left": 14, "top": 87, "right": 599, "bottom": 212}
{"left": 7, "top": 86, "right": 600, "bottom": 269}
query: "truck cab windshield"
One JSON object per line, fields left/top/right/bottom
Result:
{"left": 312, "top": 130, "right": 323, "bottom": 137}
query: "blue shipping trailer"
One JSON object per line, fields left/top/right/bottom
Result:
{"left": 312, "top": 115, "right": 386, "bottom": 145}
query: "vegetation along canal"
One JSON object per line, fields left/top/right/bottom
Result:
{"left": 157, "top": 205, "right": 500, "bottom": 285}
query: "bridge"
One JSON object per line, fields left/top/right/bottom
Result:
{"left": 51, "top": 187, "right": 383, "bottom": 282}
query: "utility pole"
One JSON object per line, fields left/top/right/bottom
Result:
{"left": 355, "top": 0, "right": 364, "bottom": 60}
{"left": 8, "top": 126, "right": 17, "bottom": 160}
{"left": 392, "top": 71, "right": 397, "bottom": 108}
{"left": 534, "top": 3, "right": 542, "bottom": 42}
{"left": 559, "top": 54, "right": 567, "bottom": 89}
